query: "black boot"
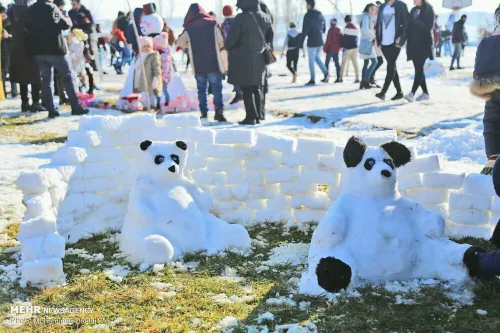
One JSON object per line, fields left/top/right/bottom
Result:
{"left": 31, "top": 103, "right": 47, "bottom": 112}
{"left": 21, "top": 101, "right": 30, "bottom": 112}
{"left": 71, "top": 106, "right": 89, "bottom": 116}
{"left": 391, "top": 92, "right": 404, "bottom": 101}
{"left": 375, "top": 92, "right": 386, "bottom": 100}
{"left": 370, "top": 77, "right": 381, "bottom": 88}
{"left": 200, "top": 112, "right": 208, "bottom": 120}
{"left": 214, "top": 109, "right": 227, "bottom": 122}
{"left": 334, "top": 78, "right": 342, "bottom": 83}
{"left": 238, "top": 118, "right": 257, "bottom": 125}
{"left": 463, "top": 246, "right": 487, "bottom": 278}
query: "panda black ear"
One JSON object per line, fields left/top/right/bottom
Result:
{"left": 344, "top": 137, "right": 367, "bottom": 168}
{"left": 381, "top": 141, "right": 412, "bottom": 168}
{"left": 140, "top": 140, "right": 152, "bottom": 151}
{"left": 176, "top": 141, "right": 187, "bottom": 151}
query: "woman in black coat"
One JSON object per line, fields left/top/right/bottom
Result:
{"left": 226, "top": 0, "right": 273, "bottom": 125}
{"left": 402, "top": 0, "right": 435, "bottom": 102}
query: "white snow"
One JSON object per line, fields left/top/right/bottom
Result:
{"left": 103, "top": 265, "right": 130, "bottom": 283}
{"left": 257, "top": 312, "right": 275, "bottom": 324}
{"left": 263, "top": 243, "right": 309, "bottom": 267}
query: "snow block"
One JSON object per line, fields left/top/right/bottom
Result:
{"left": 445, "top": 221, "right": 492, "bottom": 240}
{"left": 219, "top": 208, "right": 255, "bottom": 225}
{"left": 491, "top": 197, "right": 500, "bottom": 212}
{"left": 490, "top": 213, "right": 500, "bottom": 226}
{"left": 21, "top": 257, "right": 64, "bottom": 284}
{"left": 245, "top": 153, "right": 282, "bottom": 170}
{"left": 213, "top": 201, "right": 244, "bottom": 214}
{"left": 140, "top": 127, "right": 183, "bottom": 143}
{"left": 448, "top": 209, "right": 491, "bottom": 225}
{"left": 231, "top": 184, "right": 250, "bottom": 201}
{"left": 185, "top": 127, "right": 216, "bottom": 144}
{"left": 328, "top": 186, "right": 342, "bottom": 200}
{"left": 255, "top": 132, "right": 296, "bottom": 154}
{"left": 42, "top": 233, "right": 66, "bottom": 259}
{"left": 300, "top": 169, "right": 339, "bottom": 186}
{"left": 281, "top": 182, "right": 317, "bottom": 195}
{"left": 162, "top": 114, "right": 201, "bottom": 128}
{"left": 21, "top": 236, "right": 43, "bottom": 261}
{"left": 406, "top": 188, "right": 449, "bottom": 205}
{"left": 291, "top": 192, "right": 329, "bottom": 210}
{"left": 67, "top": 130, "right": 101, "bottom": 148}
{"left": 17, "top": 214, "right": 57, "bottom": 241}
{"left": 85, "top": 147, "right": 122, "bottom": 163}
{"left": 16, "top": 171, "right": 52, "bottom": 194}
{"left": 215, "top": 129, "right": 256, "bottom": 145}
{"left": 207, "top": 158, "right": 237, "bottom": 173}
{"left": 246, "top": 199, "right": 267, "bottom": 210}
{"left": 191, "top": 170, "right": 226, "bottom": 186}
{"left": 422, "top": 172, "right": 465, "bottom": 190}
{"left": 79, "top": 115, "right": 123, "bottom": 132}
{"left": 212, "top": 187, "right": 233, "bottom": 201}
{"left": 361, "top": 130, "right": 398, "bottom": 146}
{"left": 250, "top": 184, "right": 280, "bottom": 199}
{"left": 198, "top": 144, "right": 233, "bottom": 159}
{"left": 226, "top": 170, "right": 263, "bottom": 185}
{"left": 296, "top": 137, "right": 335, "bottom": 155}
{"left": 186, "top": 155, "right": 207, "bottom": 170}
{"left": 267, "top": 196, "right": 291, "bottom": 210}
{"left": 424, "top": 203, "right": 449, "bottom": 218}
{"left": 398, "top": 173, "right": 422, "bottom": 191}
{"left": 293, "top": 209, "right": 326, "bottom": 223}
{"left": 58, "top": 193, "right": 85, "bottom": 216}
{"left": 264, "top": 167, "right": 300, "bottom": 183}
{"left": 282, "top": 152, "right": 318, "bottom": 169}
{"left": 399, "top": 155, "right": 440, "bottom": 176}
{"left": 24, "top": 192, "right": 53, "bottom": 219}
{"left": 254, "top": 208, "right": 293, "bottom": 223}
{"left": 463, "top": 174, "right": 496, "bottom": 196}
{"left": 449, "top": 192, "right": 492, "bottom": 211}
{"left": 329, "top": 149, "right": 347, "bottom": 173}
{"left": 49, "top": 184, "right": 67, "bottom": 207}
{"left": 117, "top": 114, "right": 156, "bottom": 132}
{"left": 51, "top": 147, "right": 87, "bottom": 165}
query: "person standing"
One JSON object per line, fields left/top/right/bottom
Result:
{"left": 126, "top": 8, "right": 143, "bottom": 55}
{"left": 282, "top": 21, "right": 304, "bottom": 84}
{"left": 433, "top": 15, "right": 442, "bottom": 57}
{"left": 403, "top": 0, "right": 435, "bottom": 103}
{"left": 323, "top": 18, "right": 342, "bottom": 84}
{"left": 1, "top": 4, "right": 18, "bottom": 98}
{"left": 221, "top": 4, "right": 243, "bottom": 105}
{"left": 359, "top": 3, "right": 379, "bottom": 90}
{"left": 9, "top": 0, "right": 44, "bottom": 112}
{"left": 450, "top": 14, "right": 467, "bottom": 70}
{"left": 22, "top": 0, "right": 88, "bottom": 118}
{"left": 177, "top": 4, "right": 227, "bottom": 122}
{"left": 226, "top": 0, "right": 273, "bottom": 125}
{"left": 302, "top": 0, "right": 329, "bottom": 85}
{"left": 339, "top": 15, "right": 360, "bottom": 84}
{"left": 470, "top": 5, "right": 500, "bottom": 175}
{"left": 375, "top": 0, "right": 409, "bottom": 101}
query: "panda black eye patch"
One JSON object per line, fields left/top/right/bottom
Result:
{"left": 171, "top": 154, "right": 180, "bottom": 165}
{"left": 384, "top": 159, "right": 395, "bottom": 169}
{"left": 155, "top": 155, "right": 165, "bottom": 165}
{"left": 364, "top": 158, "right": 375, "bottom": 171}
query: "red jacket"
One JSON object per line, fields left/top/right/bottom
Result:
{"left": 323, "top": 25, "right": 343, "bottom": 54}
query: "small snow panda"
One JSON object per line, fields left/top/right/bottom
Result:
{"left": 300, "top": 137, "right": 474, "bottom": 295}
{"left": 119, "top": 140, "right": 251, "bottom": 264}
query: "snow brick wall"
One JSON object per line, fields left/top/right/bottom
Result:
{"left": 15, "top": 114, "right": 497, "bottom": 284}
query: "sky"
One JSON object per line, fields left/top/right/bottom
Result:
{"left": 80, "top": 0, "right": 495, "bottom": 20}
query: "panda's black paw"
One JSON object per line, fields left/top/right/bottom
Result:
{"left": 463, "top": 246, "right": 487, "bottom": 278}
{"left": 316, "top": 257, "right": 352, "bottom": 293}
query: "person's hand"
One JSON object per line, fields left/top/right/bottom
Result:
{"left": 3, "top": 30, "right": 8, "bottom": 39}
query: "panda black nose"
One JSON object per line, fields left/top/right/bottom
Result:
{"left": 381, "top": 170, "right": 392, "bottom": 178}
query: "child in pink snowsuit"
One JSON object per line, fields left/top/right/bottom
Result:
{"left": 153, "top": 32, "right": 174, "bottom": 106}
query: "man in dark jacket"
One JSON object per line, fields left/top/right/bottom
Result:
{"left": 22, "top": 0, "right": 88, "bottom": 118}
{"left": 221, "top": 4, "right": 243, "bottom": 105}
{"left": 126, "top": 8, "right": 143, "bottom": 54}
{"left": 68, "top": 0, "right": 93, "bottom": 34}
{"left": 375, "top": 0, "right": 409, "bottom": 101}
{"left": 302, "top": 0, "right": 328, "bottom": 85}
{"left": 450, "top": 15, "right": 467, "bottom": 70}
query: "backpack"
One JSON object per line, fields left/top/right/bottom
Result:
{"left": 288, "top": 33, "right": 301, "bottom": 49}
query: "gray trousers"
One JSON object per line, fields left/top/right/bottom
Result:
{"left": 34, "top": 55, "right": 80, "bottom": 114}
{"left": 484, "top": 99, "right": 500, "bottom": 158}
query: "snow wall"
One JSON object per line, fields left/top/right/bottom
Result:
{"left": 15, "top": 113, "right": 498, "bottom": 284}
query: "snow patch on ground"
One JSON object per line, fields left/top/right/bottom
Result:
{"left": 103, "top": 265, "right": 130, "bottom": 283}
{"left": 263, "top": 243, "right": 309, "bottom": 267}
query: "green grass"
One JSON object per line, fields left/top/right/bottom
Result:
{"left": 1, "top": 225, "right": 499, "bottom": 332}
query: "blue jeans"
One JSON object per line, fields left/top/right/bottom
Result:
{"left": 450, "top": 43, "right": 462, "bottom": 68}
{"left": 443, "top": 40, "right": 452, "bottom": 57}
{"left": 307, "top": 47, "right": 328, "bottom": 81}
{"left": 195, "top": 72, "right": 223, "bottom": 114}
{"left": 362, "top": 58, "right": 379, "bottom": 81}
{"left": 162, "top": 81, "right": 170, "bottom": 104}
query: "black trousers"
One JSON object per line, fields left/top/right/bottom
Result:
{"left": 371, "top": 56, "right": 384, "bottom": 80}
{"left": 411, "top": 58, "right": 428, "bottom": 95}
{"left": 241, "top": 85, "right": 262, "bottom": 121}
{"left": 286, "top": 49, "right": 299, "bottom": 75}
{"left": 484, "top": 99, "right": 500, "bottom": 158}
{"left": 20, "top": 84, "right": 40, "bottom": 104}
{"left": 381, "top": 44, "right": 402, "bottom": 94}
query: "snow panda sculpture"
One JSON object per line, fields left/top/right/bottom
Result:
{"left": 300, "top": 137, "right": 475, "bottom": 295}
{"left": 119, "top": 140, "right": 251, "bottom": 264}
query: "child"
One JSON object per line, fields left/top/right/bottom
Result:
{"left": 110, "top": 29, "right": 132, "bottom": 75}
{"left": 281, "top": 22, "right": 303, "bottom": 83}
{"left": 153, "top": 32, "right": 174, "bottom": 108}
{"left": 323, "top": 18, "right": 343, "bottom": 83}
{"left": 134, "top": 36, "right": 162, "bottom": 110}
{"left": 339, "top": 15, "right": 360, "bottom": 83}
{"left": 68, "top": 29, "right": 86, "bottom": 94}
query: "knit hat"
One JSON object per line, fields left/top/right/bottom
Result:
{"left": 139, "top": 36, "right": 154, "bottom": 48}
{"left": 495, "top": 3, "right": 500, "bottom": 25}
{"left": 222, "top": 5, "right": 233, "bottom": 17}
{"left": 345, "top": 15, "right": 352, "bottom": 23}
{"left": 306, "top": 0, "right": 315, "bottom": 8}
{"left": 112, "top": 29, "right": 126, "bottom": 43}
{"left": 290, "top": 21, "right": 297, "bottom": 28}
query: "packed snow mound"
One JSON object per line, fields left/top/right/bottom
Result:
{"left": 119, "top": 140, "right": 251, "bottom": 264}
{"left": 424, "top": 59, "right": 447, "bottom": 78}
{"left": 300, "top": 137, "right": 472, "bottom": 296}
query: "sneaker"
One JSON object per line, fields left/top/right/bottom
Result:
{"left": 229, "top": 96, "right": 243, "bottom": 105}
{"left": 457, "top": 66, "right": 463, "bottom": 70}
{"left": 404, "top": 92, "right": 415, "bottom": 102}
{"left": 416, "top": 93, "right": 430, "bottom": 102}
{"left": 31, "top": 103, "right": 47, "bottom": 112}
{"left": 48, "top": 111, "right": 60, "bottom": 119}
{"left": 305, "top": 80, "right": 316, "bottom": 86}
{"left": 321, "top": 74, "right": 330, "bottom": 83}
{"left": 375, "top": 92, "right": 386, "bottom": 101}
{"left": 369, "top": 78, "right": 381, "bottom": 88}
{"left": 449, "top": 67, "right": 456, "bottom": 71}
{"left": 71, "top": 107, "right": 89, "bottom": 116}
{"left": 391, "top": 92, "right": 404, "bottom": 101}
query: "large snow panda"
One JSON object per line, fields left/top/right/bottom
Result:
{"left": 119, "top": 140, "right": 251, "bottom": 264}
{"left": 300, "top": 137, "right": 475, "bottom": 295}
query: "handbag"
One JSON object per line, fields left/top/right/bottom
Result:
{"left": 359, "top": 39, "right": 373, "bottom": 56}
{"left": 250, "top": 13, "right": 276, "bottom": 65}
